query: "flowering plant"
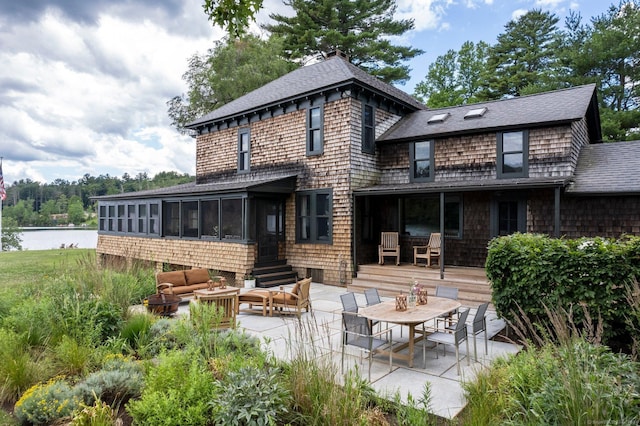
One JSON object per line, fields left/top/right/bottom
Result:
{"left": 410, "top": 280, "right": 424, "bottom": 295}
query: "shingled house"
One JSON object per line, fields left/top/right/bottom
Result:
{"left": 94, "top": 54, "right": 640, "bottom": 287}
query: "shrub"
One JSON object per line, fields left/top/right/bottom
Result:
{"left": 126, "top": 350, "right": 216, "bottom": 425}
{"left": 463, "top": 339, "right": 640, "bottom": 425}
{"left": 211, "top": 366, "right": 290, "bottom": 426}
{"left": 14, "top": 378, "right": 79, "bottom": 425}
{"left": 73, "top": 356, "right": 144, "bottom": 407}
{"left": 486, "top": 233, "right": 640, "bottom": 351}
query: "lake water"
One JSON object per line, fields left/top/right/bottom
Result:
{"left": 17, "top": 228, "right": 98, "bottom": 251}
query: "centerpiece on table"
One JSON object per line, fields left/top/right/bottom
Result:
{"left": 411, "top": 280, "right": 428, "bottom": 305}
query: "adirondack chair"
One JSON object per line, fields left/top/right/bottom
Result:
{"left": 413, "top": 232, "right": 441, "bottom": 267}
{"left": 378, "top": 232, "right": 400, "bottom": 265}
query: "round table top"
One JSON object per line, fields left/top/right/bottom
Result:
{"left": 358, "top": 296, "right": 461, "bottom": 324}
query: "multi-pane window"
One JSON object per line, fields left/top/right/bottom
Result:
{"left": 402, "top": 195, "right": 462, "bottom": 238}
{"left": 117, "top": 205, "right": 125, "bottom": 232}
{"left": 307, "top": 105, "right": 324, "bottom": 155}
{"left": 221, "top": 198, "right": 243, "bottom": 239}
{"left": 127, "top": 204, "right": 136, "bottom": 232}
{"left": 490, "top": 196, "right": 527, "bottom": 237}
{"left": 497, "top": 130, "right": 528, "bottom": 178}
{"left": 138, "top": 204, "right": 147, "bottom": 233}
{"left": 362, "top": 103, "right": 375, "bottom": 154}
{"left": 297, "top": 189, "right": 332, "bottom": 244}
{"left": 98, "top": 198, "right": 240, "bottom": 240}
{"left": 182, "top": 201, "right": 199, "bottom": 238}
{"left": 410, "top": 140, "right": 434, "bottom": 182}
{"left": 149, "top": 203, "right": 159, "bottom": 234}
{"left": 201, "top": 200, "right": 219, "bottom": 238}
{"left": 238, "top": 128, "right": 250, "bottom": 172}
{"left": 163, "top": 202, "right": 180, "bottom": 237}
{"left": 108, "top": 205, "right": 115, "bottom": 231}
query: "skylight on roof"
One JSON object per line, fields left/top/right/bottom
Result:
{"left": 464, "top": 107, "right": 488, "bottom": 119}
{"left": 427, "top": 112, "right": 450, "bottom": 124}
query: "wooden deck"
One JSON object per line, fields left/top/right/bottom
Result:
{"left": 349, "top": 263, "right": 492, "bottom": 308}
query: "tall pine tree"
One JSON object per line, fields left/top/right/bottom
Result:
{"left": 265, "top": 0, "right": 423, "bottom": 84}
{"left": 482, "top": 9, "right": 563, "bottom": 98}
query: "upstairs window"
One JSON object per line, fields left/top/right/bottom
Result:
{"left": 238, "top": 128, "right": 250, "bottom": 173}
{"left": 497, "top": 130, "right": 528, "bottom": 178}
{"left": 362, "top": 103, "right": 375, "bottom": 154}
{"left": 307, "top": 104, "right": 324, "bottom": 155}
{"left": 410, "top": 140, "right": 435, "bottom": 182}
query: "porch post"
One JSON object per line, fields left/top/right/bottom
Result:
{"left": 440, "top": 192, "right": 445, "bottom": 279}
{"left": 554, "top": 186, "right": 561, "bottom": 238}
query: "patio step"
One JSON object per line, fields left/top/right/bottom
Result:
{"left": 349, "top": 264, "right": 492, "bottom": 308}
{"left": 252, "top": 260, "right": 298, "bottom": 288}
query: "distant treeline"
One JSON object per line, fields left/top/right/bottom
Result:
{"left": 2, "top": 171, "right": 193, "bottom": 227}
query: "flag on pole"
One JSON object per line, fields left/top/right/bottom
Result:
{"left": 0, "top": 159, "right": 6, "bottom": 201}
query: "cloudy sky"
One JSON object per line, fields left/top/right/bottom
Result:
{"left": 0, "top": 0, "right": 603, "bottom": 185}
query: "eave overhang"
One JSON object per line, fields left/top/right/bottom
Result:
{"left": 353, "top": 177, "right": 571, "bottom": 196}
{"left": 92, "top": 174, "right": 298, "bottom": 201}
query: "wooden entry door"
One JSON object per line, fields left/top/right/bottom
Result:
{"left": 256, "top": 199, "right": 283, "bottom": 263}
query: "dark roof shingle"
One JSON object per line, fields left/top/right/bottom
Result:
{"left": 187, "top": 57, "right": 425, "bottom": 128}
{"left": 378, "top": 84, "right": 598, "bottom": 142}
{"left": 566, "top": 140, "right": 640, "bottom": 195}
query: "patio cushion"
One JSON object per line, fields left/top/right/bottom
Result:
{"left": 239, "top": 291, "right": 270, "bottom": 303}
{"left": 185, "top": 268, "right": 210, "bottom": 286}
{"left": 156, "top": 271, "right": 187, "bottom": 287}
{"left": 272, "top": 292, "right": 296, "bottom": 304}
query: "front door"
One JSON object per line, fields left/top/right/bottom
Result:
{"left": 256, "top": 199, "right": 283, "bottom": 262}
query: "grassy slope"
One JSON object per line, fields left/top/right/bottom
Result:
{"left": 0, "top": 249, "right": 94, "bottom": 289}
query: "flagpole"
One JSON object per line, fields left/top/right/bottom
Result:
{"left": 0, "top": 156, "right": 3, "bottom": 252}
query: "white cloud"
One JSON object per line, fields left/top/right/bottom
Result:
{"left": 0, "top": 0, "right": 215, "bottom": 184}
{"left": 511, "top": 8, "right": 529, "bottom": 20}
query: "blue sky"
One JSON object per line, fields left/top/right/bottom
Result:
{"left": 0, "top": 0, "right": 605, "bottom": 185}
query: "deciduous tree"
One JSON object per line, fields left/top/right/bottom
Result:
{"left": 167, "top": 35, "right": 296, "bottom": 134}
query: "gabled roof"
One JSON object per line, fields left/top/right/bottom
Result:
{"left": 566, "top": 140, "right": 640, "bottom": 195}
{"left": 378, "top": 84, "right": 601, "bottom": 143}
{"left": 186, "top": 56, "right": 425, "bottom": 128}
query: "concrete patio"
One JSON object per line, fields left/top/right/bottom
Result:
{"left": 177, "top": 282, "right": 521, "bottom": 420}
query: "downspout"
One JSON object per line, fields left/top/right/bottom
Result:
{"left": 440, "top": 191, "right": 445, "bottom": 280}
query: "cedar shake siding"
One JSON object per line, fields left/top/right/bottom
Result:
{"left": 95, "top": 61, "right": 640, "bottom": 283}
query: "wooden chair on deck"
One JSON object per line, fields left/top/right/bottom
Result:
{"left": 378, "top": 232, "right": 400, "bottom": 265}
{"left": 413, "top": 232, "right": 441, "bottom": 267}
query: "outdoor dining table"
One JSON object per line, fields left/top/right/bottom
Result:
{"left": 358, "top": 296, "right": 461, "bottom": 368}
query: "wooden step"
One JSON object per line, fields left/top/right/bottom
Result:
{"left": 349, "top": 264, "right": 492, "bottom": 308}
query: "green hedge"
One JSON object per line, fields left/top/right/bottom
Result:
{"left": 486, "top": 233, "right": 640, "bottom": 350}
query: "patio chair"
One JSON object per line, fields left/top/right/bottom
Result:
{"left": 439, "top": 302, "right": 489, "bottom": 362}
{"left": 340, "top": 292, "right": 359, "bottom": 313}
{"left": 413, "top": 232, "right": 441, "bottom": 267}
{"left": 435, "top": 285, "right": 459, "bottom": 327}
{"left": 378, "top": 232, "right": 400, "bottom": 265}
{"left": 364, "top": 288, "right": 382, "bottom": 306}
{"left": 271, "top": 278, "right": 312, "bottom": 317}
{"left": 470, "top": 302, "right": 489, "bottom": 361}
{"left": 425, "top": 308, "right": 470, "bottom": 375}
{"left": 341, "top": 311, "right": 393, "bottom": 381}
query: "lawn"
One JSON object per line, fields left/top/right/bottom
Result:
{"left": 0, "top": 249, "right": 93, "bottom": 289}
